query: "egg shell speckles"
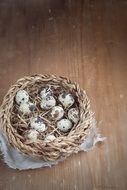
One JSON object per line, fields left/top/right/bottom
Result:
{"left": 27, "top": 129, "right": 39, "bottom": 141}
{"left": 68, "top": 108, "right": 79, "bottom": 123}
{"left": 57, "top": 118, "right": 73, "bottom": 132}
{"left": 19, "top": 102, "right": 36, "bottom": 114}
{"left": 58, "top": 92, "right": 75, "bottom": 108}
{"left": 30, "top": 116, "right": 46, "bottom": 132}
{"left": 40, "top": 86, "right": 53, "bottom": 99}
{"left": 50, "top": 106, "right": 64, "bottom": 121}
{"left": 40, "top": 96, "right": 56, "bottom": 110}
{"left": 15, "top": 90, "right": 29, "bottom": 105}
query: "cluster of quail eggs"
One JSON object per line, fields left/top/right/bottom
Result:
{"left": 15, "top": 90, "right": 36, "bottom": 114}
{"left": 15, "top": 86, "right": 80, "bottom": 142}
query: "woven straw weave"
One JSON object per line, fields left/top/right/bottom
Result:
{"left": 0, "top": 74, "right": 93, "bottom": 161}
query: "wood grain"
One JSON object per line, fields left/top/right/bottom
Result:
{"left": 0, "top": 0, "right": 127, "bottom": 190}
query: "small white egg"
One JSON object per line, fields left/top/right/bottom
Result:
{"left": 15, "top": 90, "right": 29, "bottom": 104}
{"left": 68, "top": 108, "right": 79, "bottom": 123}
{"left": 57, "top": 118, "right": 73, "bottom": 132}
{"left": 19, "top": 102, "right": 36, "bottom": 114}
{"left": 40, "top": 96, "right": 56, "bottom": 110}
{"left": 58, "top": 92, "right": 75, "bottom": 108}
{"left": 50, "top": 106, "right": 64, "bottom": 121}
{"left": 40, "top": 86, "right": 53, "bottom": 99}
{"left": 45, "top": 134, "right": 56, "bottom": 142}
{"left": 30, "top": 116, "right": 46, "bottom": 132}
{"left": 27, "top": 129, "right": 39, "bottom": 141}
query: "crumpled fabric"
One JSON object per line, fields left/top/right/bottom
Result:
{"left": 0, "top": 119, "right": 106, "bottom": 170}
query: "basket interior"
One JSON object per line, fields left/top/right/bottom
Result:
{"left": 10, "top": 80, "right": 80, "bottom": 144}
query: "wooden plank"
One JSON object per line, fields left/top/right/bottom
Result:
{"left": 0, "top": 0, "right": 127, "bottom": 189}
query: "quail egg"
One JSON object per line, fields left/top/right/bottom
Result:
{"left": 40, "top": 96, "right": 56, "bottom": 110}
{"left": 68, "top": 108, "right": 79, "bottom": 123}
{"left": 26, "top": 129, "right": 39, "bottom": 142}
{"left": 45, "top": 134, "right": 56, "bottom": 142}
{"left": 19, "top": 102, "right": 36, "bottom": 114}
{"left": 30, "top": 116, "right": 46, "bottom": 132}
{"left": 57, "top": 118, "right": 73, "bottom": 132}
{"left": 40, "top": 86, "right": 53, "bottom": 99}
{"left": 15, "top": 90, "right": 29, "bottom": 104}
{"left": 58, "top": 92, "right": 75, "bottom": 108}
{"left": 50, "top": 106, "right": 64, "bottom": 121}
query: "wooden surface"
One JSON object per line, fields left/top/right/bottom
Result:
{"left": 0, "top": 0, "right": 127, "bottom": 189}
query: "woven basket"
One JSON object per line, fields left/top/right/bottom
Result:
{"left": 0, "top": 74, "right": 93, "bottom": 162}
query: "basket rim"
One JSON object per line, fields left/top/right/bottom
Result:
{"left": 0, "top": 74, "right": 93, "bottom": 161}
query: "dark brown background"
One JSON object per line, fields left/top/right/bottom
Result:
{"left": 0, "top": 0, "right": 127, "bottom": 190}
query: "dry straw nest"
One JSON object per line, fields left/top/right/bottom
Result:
{"left": 0, "top": 74, "right": 94, "bottom": 161}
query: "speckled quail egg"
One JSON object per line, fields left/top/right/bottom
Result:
{"left": 26, "top": 129, "right": 39, "bottom": 142}
{"left": 30, "top": 116, "right": 46, "bottom": 132}
{"left": 19, "top": 102, "right": 36, "bottom": 114}
{"left": 68, "top": 108, "right": 79, "bottom": 124}
{"left": 40, "top": 86, "right": 53, "bottom": 99}
{"left": 45, "top": 134, "right": 56, "bottom": 142}
{"left": 58, "top": 92, "right": 75, "bottom": 108}
{"left": 50, "top": 106, "right": 64, "bottom": 121}
{"left": 15, "top": 90, "right": 29, "bottom": 104}
{"left": 57, "top": 118, "right": 73, "bottom": 132}
{"left": 40, "top": 96, "right": 56, "bottom": 110}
